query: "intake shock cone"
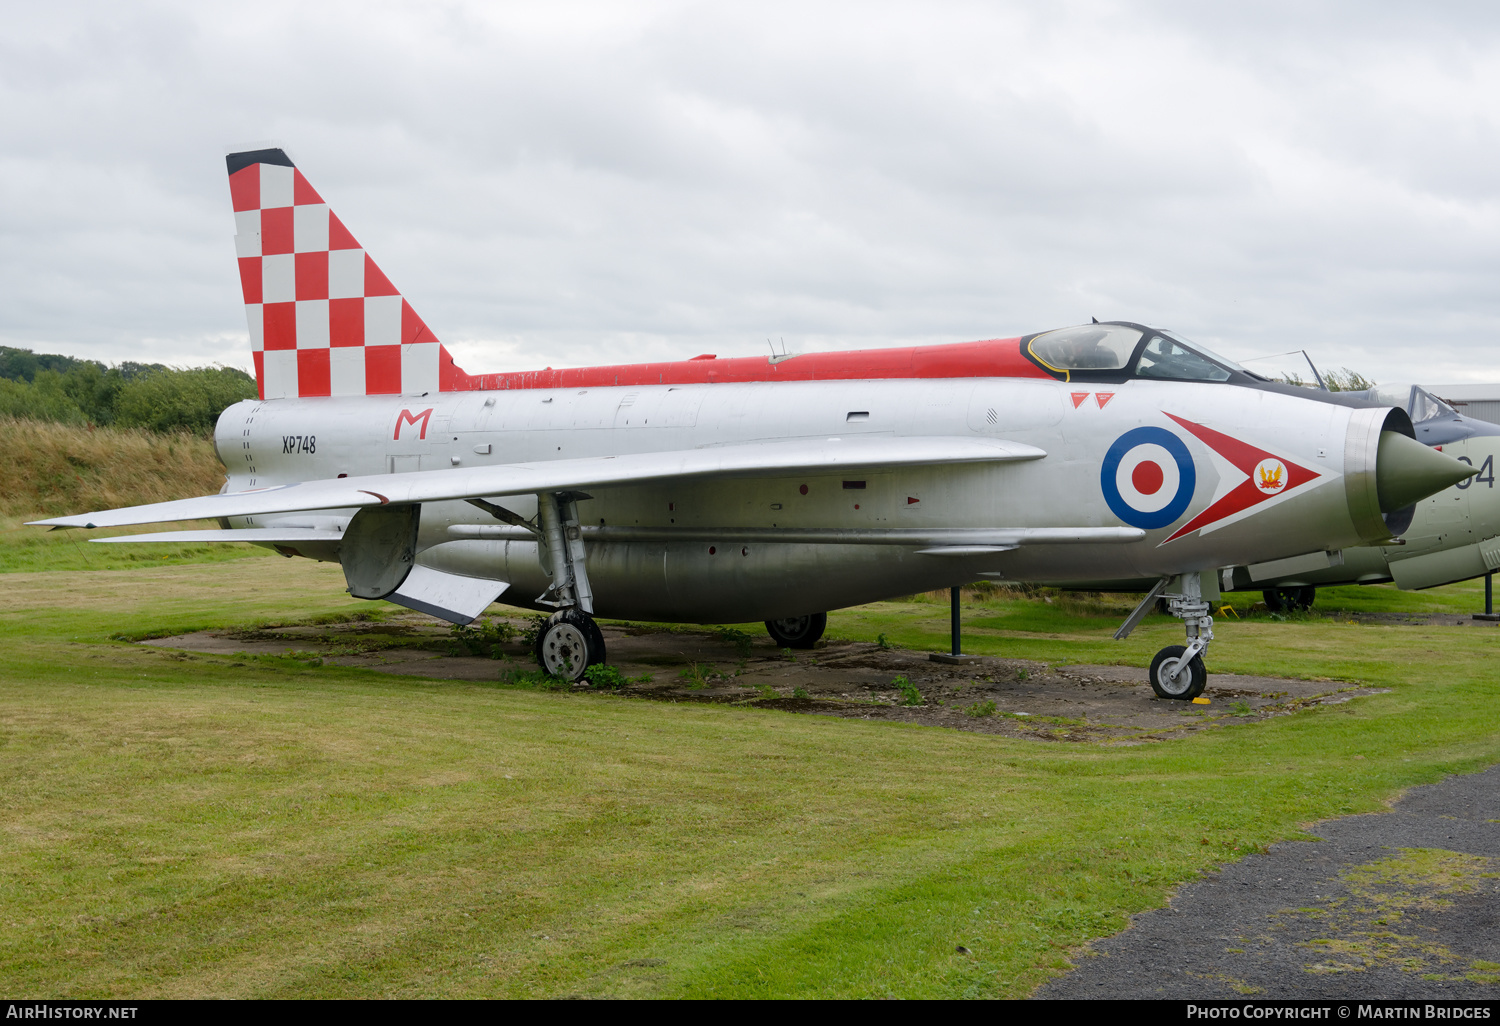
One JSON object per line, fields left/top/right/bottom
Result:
{"left": 1375, "top": 430, "right": 1479, "bottom": 513}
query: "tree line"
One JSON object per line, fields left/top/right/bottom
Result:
{"left": 0, "top": 346, "right": 257, "bottom": 436}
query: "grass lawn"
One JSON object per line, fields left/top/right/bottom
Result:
{"left": 0, "top": 518, "right": 274, "bottom": 574}
{"left": 1, "top": 550, "right": 1497, "bottom": 998}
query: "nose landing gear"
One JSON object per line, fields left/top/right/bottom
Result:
{"left": 1116, "top": 572, "right": 1215, "bottom": 700}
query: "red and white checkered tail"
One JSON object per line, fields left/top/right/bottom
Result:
{"left": 227, "top": 148, "right": 472, "bottom": 400}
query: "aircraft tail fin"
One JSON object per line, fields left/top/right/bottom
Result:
{"left": 226, "top": 148, "right": 472, "bottom": 400}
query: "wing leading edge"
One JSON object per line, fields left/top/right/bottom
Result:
{"left": 33, "top": 435, "right": 1044, "bottom": 530}
{"left": 99, "top": 524, "right": 1145, "bottom": 548}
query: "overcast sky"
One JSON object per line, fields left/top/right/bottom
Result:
{"left": 3, "top": 1, "right": 1499, "bottom": 385}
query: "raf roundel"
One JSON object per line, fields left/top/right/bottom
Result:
{"left": 1100, "top": 426, "right": 1197, "bottom": 530}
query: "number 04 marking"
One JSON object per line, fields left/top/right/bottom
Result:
{"left": 1455, "top": 454, "right": 1494, "bottom": 489}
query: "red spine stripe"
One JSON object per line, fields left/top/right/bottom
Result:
{"left": 439, "top": 337, "right": 1045, "bottom": 393}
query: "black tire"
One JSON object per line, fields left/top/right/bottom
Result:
{"left": 1148, "top": 644, "right": 1207, "bottom": 700}
{"left": 582, "top": 616, "right": 607, "bottom": 664}
{"left": 1262, "top": 588, "right": 1285, "bottom": 613}
{"left": 534, "top": 609, "right": 604, "bottom": 682}
{"left": 765, "top": 612, "right": 827, "bottom": 649}
{"left": 1295, "top": 585, "right": 1316, "bottom": 610}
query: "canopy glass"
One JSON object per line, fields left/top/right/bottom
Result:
{"left": 1027, "top": 323, "right": 1241, "bottom": 382}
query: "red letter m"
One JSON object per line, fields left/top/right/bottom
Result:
{"left": 394, "top": 408, "right": 434, "bottom": 440}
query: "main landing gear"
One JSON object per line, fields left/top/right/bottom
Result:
{"left": 475, "top": 490, "right": 606, "bottom": 683}
{"left": 532, "top": 490, "right": 606, "bottom": 682}
{"left": 1263, "top": 585, "right": 1316, "bottom": 613}
{"left": 765, "top": 612, "right": 827, "bottom": 649}
{"left": 1115, "top": 573, "right": 1215, "bottom": 701}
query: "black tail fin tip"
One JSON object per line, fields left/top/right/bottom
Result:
{"left": 225, "top": 148, "right": 295, "bottom": 176}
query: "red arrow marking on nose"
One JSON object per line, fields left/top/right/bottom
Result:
{"left": 1161, "top": 414, "right": 1320, "bottom": 543}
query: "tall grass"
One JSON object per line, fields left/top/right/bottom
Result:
{"left": 0, "top": 416, "right": 226, "bottom": 519}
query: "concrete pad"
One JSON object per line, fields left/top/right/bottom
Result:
{"left": 142, "top": 615, "right": 1383, "bottom": 744}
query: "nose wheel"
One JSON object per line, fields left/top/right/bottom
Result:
{"left": 1149, "top": 644, "right": 1207, "bottom": 699}
{"left": 535, "top": 609, "right": 606, "bottom": 682}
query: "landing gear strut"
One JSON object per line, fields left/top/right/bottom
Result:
{"left": 475, "top": 490, "right": 606, "bottom": 682}
{"left": 535, "top": 490, "right": 605, "bottom": 681}
{"left": 1115, "top": 573, "right": 1214, "bottom": 700}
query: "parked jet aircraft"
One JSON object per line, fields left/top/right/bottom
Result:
{"left": 31, "top": 148, "right": 1477, "bottom": 701}
{"left": 1228, "top": 384, "right": 1500, "bottom": 607}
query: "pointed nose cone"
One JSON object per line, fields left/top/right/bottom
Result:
{"left": 1376, "top": 431, "right": 1479, "bottom": 512}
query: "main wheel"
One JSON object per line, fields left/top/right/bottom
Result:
{"left": 1264, "top": 586, "right": 1315, "bottom": 613}
{"left": 535, "top": 609, "right": 604, "bottom": 682}
{"left": 1149, "top": 644, "right": 1207, "bottom": 700}
{"left": 765, "top": 612, "right": 827, "bottom": 649}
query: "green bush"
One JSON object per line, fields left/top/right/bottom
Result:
{"left": 448, "top": 618, "right": 517, "bottom": 658}
{"left": 714, "top": 627, "right": 755, "bottom": 658}
{"left": 583, "top": 664, "right": 642, "bottom": 690}
{"left": 113, "top": 366, "right": 257, "bottom": 435}
{"left": 0, "top": 373, "right": 87, "bottom": 425}
{"left": 677, "top": 663, "right": 710, "bottom": 689}
{"left": 0, "top": 347, "right": 255, "bottom": 436}
{"left": 893, "top": 675, "right": 922, "bottom": 706}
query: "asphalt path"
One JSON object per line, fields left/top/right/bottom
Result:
{"left": 1038, "top": 764, "right": 1500, "bottom": 1000}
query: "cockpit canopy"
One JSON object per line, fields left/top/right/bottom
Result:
{"left": 1026, "top": 323, "right": 1239, "bottom": 383}
{"left": 1353, "top": 383, "right": 1499, "bottom": 445}
{"left": 1027, "top": 324, "right": 1140, "bottom": 371}
{"left": 1026, "top": 324, "right": 1497, "bottom": 443}
{"left": 1366, "top": 384, "right": 1457, "bottom": 425}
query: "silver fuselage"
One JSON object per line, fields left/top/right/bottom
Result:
{"left": 216, "top": 376, "right": 1393, "bottom": 622}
